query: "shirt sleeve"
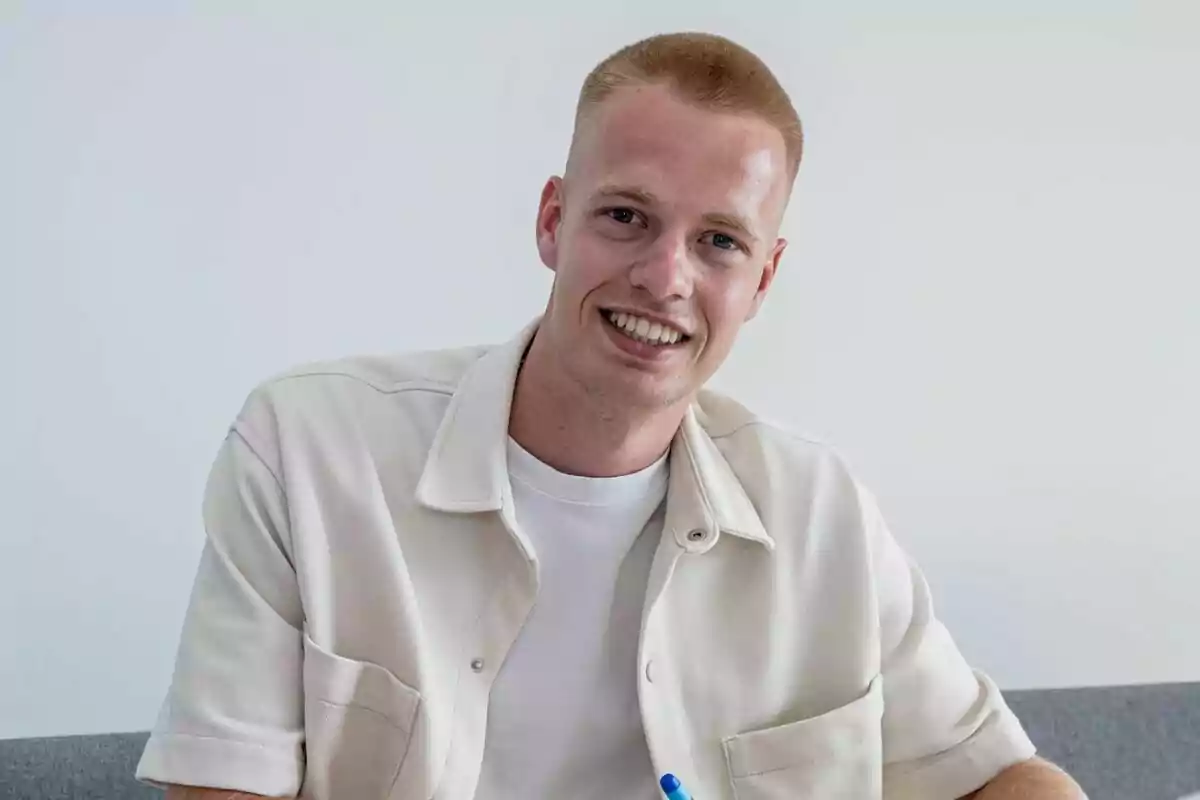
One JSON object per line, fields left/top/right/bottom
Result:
{"left": 862, "top": 488, "right": 1037, "bottom": 800}
{"left": 136, "top": 416, "right": 306, "bottom": 797}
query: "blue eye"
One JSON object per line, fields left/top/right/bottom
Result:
{"left": 709, "top": 232, "right": 740, "bottom": 251}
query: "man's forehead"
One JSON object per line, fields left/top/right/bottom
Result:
{"left": 572, "top": 86, "right": 788, "bottom": 208}
{"left": 587, "top": 89, "right": 779, "bottom": 155}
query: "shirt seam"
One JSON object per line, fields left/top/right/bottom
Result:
{"left": 223, "top": 425, "right": 300, "bottom": 577}
{"left": 709, "top": 418, "right": 830, "bottom": 449}
{"left": 265, "top": 371, "right": 457, "bottom": 398}
{"left": 723, "top": 740, "right": 744, "bottom": 800}
{"left": 147, "top": 730, "right": 297, "bottom": 755}
{"left": 229, "top": 426, "right": 287, "bottom": 498}
{"left": 315, "top": 698, "right": 412, "bottom": 734}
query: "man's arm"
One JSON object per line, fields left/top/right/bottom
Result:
{"left": 857, "top": 486, "right": 1080, "bottom": 796}
{"left": 963, "top": 757, "right": 1087, "bottom": 799}
{"left": 135, "top": 419, "right": 306, "bottom": 795}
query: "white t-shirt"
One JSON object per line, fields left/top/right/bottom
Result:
{"left": 474, "top": 438, "right": 668, "bottom": 800}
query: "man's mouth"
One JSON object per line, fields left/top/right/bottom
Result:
{"left": 601, "top": 309, "right": 690, "bottom": 347}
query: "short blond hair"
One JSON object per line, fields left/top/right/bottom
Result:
{"left": 573, "top": 32, "right": 803, "bottom": 182}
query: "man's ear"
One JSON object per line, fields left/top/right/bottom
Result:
{"left": 535, "top": 176, "right": 565, "bottom": 272}
{"left": 745, "top": 237, "right": 787, "bottom": 321}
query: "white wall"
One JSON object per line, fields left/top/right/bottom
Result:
{"left": 2, "top": 2, "right": 1197, "bottom": 740}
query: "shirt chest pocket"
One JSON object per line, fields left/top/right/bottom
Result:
{"left": 300, "top": 636, "right": 422, "bottom": 800}
{"left": 722, "top": 676, "right": 883, "bottom": 800}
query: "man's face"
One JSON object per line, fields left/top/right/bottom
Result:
{"left": 535, "top": 83, "right": 790, "bottom": 410}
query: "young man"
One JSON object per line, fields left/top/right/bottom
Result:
{"left": 139, "top": 33, "right": 1085, "bottom": 799}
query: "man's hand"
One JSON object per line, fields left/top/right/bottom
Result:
{"left": 962, "top": 757, "right": 1087, "bottom": 799}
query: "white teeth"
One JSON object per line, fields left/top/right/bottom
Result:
{"left": 604, "top": 311, "right": 685, "bottom": 346}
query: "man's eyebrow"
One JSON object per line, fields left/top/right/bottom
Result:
{"left": 702, "top": 212, "right": 760, "bottom": 245}
{"left": 593, "top": 185, "right": 659, "bottom": 205}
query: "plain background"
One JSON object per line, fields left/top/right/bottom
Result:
{"left": 2, "top": 1, "right": 1197, "bottom": 740}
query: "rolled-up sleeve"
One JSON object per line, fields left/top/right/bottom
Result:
{"left": 862, "top": 489, "right": 1037, "bottom": 800}
{"left": 137, "top": 415, "right": 306, "bottom": 797}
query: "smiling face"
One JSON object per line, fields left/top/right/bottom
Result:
{"left": 534, "top": 82, "right": 791, "bottom": 411}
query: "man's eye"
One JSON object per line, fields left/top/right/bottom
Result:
{"left": 707, "top": 232, "right": 742, "bottom": 252}
{"left": 606, "top": 208, "right": 639, "bottom": 225}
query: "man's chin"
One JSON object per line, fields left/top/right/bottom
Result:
{"left": 608, "top": 371, "right": 694, "bottom": 410}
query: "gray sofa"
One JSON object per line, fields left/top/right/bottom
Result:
{"left": 2, "top": 683, "right": 1198, "bottom": 799}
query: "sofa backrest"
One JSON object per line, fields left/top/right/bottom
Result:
{"left": 1006, "top": 682, "right": 1200, "bottom": 799}
{"left": 0, "top": 731, "right": 155, "bottom": 799}
{"left": 1, "top": 683, "right": 1197, "bottom": 799}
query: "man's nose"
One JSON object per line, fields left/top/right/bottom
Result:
{"left": 629, "top": 234, "right": 694, "bottom": 301}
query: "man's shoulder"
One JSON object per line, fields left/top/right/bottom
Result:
{"left": 696, "top": 387, "right": 840, "bottom": 462}
{"left": 697, "top": 388, "right": 882, "bottom": 551}
{"left": 232, "top": 342, "right": 492, "bottom": 437}
{"left": 264, "top": 342, "right": 489, "bottom": 397}
{"left": 695, "top": 387, "right": 871, "bottom": 500}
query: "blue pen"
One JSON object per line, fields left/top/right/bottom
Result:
{"left": 659, "top": 773, "right": 693, "bottom": 800}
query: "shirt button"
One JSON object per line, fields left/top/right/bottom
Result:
{"left": 687, "top": 529, "right": 706, "bottom": 542}
{"left": 644, "top": 660, "right": 656, "bottom": 684}
{"left": 470, "top": 658, "right": 485, "bottom": 673}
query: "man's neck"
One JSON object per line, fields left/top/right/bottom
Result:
{"left": 508, "top": 338, "right": 686, "bottom": 478}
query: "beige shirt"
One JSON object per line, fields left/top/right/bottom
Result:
{"left": 137, "top": 321, "right": 1035, "bottom": 799}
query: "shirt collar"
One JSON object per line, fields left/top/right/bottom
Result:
{"left": 415, "top": 320, "right": 773, "bottom": 550}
